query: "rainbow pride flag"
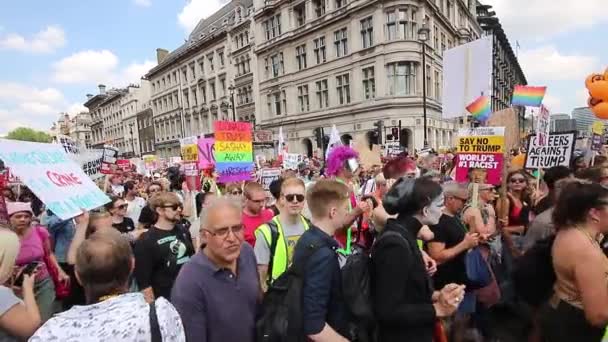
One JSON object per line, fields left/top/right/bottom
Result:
{"left": 466, "top": 95, "right": 491, "bottom": 122}
{"left": 512, "top": 85, "right": 546, "bottom": 107}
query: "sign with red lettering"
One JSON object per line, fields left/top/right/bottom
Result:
{"left": 116, "top": 159, "right": 132, "bottom": 172}
{"left": 0, "top": 139, "right": 110, "bottom": 220}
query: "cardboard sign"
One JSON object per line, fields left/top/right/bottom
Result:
{"left": 524, "top": 132, "right": 576, "bottom": 169}
{"left": 214, "top": 121, "right": 254, "bottom": 183}
{"left": 143, "top": 155, "right": 157, "bottom": 171}
{"left": 116, "top": 159, "right": 132, "bottom": 172}
{"left": 197, "top": 137, "right": 215, "bottom": 169}
{"left": 455, "top": 127, "right": 505, "bottom": 185}
{"left": 101, "top": 146, "right": 119, "bottom": 174}
{"left": 55, "top": 134, "right": 81, "bottom": 155}
{"left": 283, "top": 153, "right": 303, "bottom": 170}
{"left": 536, "top": 106, "right": 550, "bottom": 146}
{"left": 0, "top": 139, "right": 110, "bottom": 220}
{"left": 353, "top": 134, "right": 382, "bottom": 169}
{"left": 260, "top": 168, "right": 281, "bottom": 191}
{"left": 592, "top": 133, "right": 603, "bottom": 151}
{"left": 80, "top": 150, "right": 104, "bottom": 180}
{"left": 486, "top": 108, "right": 520, "bottom": 150}
{"left": 180, "top": 136, "right": 198, "bottom": 162}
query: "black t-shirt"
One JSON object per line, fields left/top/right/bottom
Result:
{"left": 138, "top": 205, "right": 156, "bottom": 228}
{"left": 112, "top": 217, "right": 136, "bottom": 234}
{"left": 429, "top": 214, "right": 468, "bottom": 290}
{"left": 133, "top": 224, "right": 195, "bottom": 301}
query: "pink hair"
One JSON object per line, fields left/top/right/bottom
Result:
{"left": 326, "top": 146, "right": 358, "bottom": 177}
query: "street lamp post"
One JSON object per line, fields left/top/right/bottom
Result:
{"left": 418, "top": 23, "right": 430, "bottom": 149}
{"left": 228, "top": 85, "right": 236, "bottom": 121}
{"left": 128, "top": 123, "right": 136, "bottom": 157}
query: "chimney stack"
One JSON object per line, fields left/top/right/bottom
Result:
{"left": 86, "top": 94, "right": 93, "bottom": 99}
{"left": 98, "top": 84, "right": 106, "bottom": 95}
{"left": 156, "top": 48, "right": 169, "bottom": 64}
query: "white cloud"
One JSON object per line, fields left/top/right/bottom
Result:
{"left": 481, "top": 0, "right": 607, "bottom": 41}
{"left": 519, "top": 45, "right": 599, "bottom": 82}
{"left": 0, "top": 83, "right": 64, "bottom": 104}
{"left": 541, "top": 93, "right": 562, "bottom": 113}
{"left": 0, "top": 25, "right": 66, "bottom": 53}
{"left": 66, "top": 103, "right": 89, "bottom": 115}
{"left": 178, "top": 0, "right": 229, "bottom": 34}
{"left": 134, "top": 0, "right": 151, "bottom": 7}
{"left": 575, "top": 88, "right": 590, "bottom": 108}
{"left": 52, "top": 49, "right": 119, "bottom": 84}
{"left": 122, "top": 60, "right": 155, "bottom": 84}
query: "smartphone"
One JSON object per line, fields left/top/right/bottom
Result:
{"left": 14, "top": 262, "right": 41, "bottom": 287}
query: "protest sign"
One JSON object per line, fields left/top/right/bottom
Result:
{"left": 283, "top": 153, "right": 303, "bottom": 170}
{"left": 0, "top": 139, "right": 110, "bottom": 220}
{"left": 180, "top": 137, "right": 198, "bottom": 162}
{"left": 79, "top": 150, "right": 104, "bottom": 180}
{"left": 536, "top": 105, "right": 550, "bottom": 146}
{"left": 592, "top": 133, "right": 603, "bottom": 151}
{"left": 197, "top": 137, "right": 215, "bottom": 169}
{"left": 486, "top": 108, "right": 520, "bottom": 150}
{"left": 143, "top": 155, "right": 157, "bottom": 171}
{"left": 116, "top": 159, "right": 132, "bottom": 172}
{"left": 524, "top": 132, "right": 576, "bottom": 169}
{"left": 455, "top": 127, "right": 505, "bottom": 185}
{"left": 55, "top": 135, "right": 81, "bottom": 155}
{"left": 214, "top": 121, "right": 254, "bottom": 183}
{"left": 260, "top": 168, "right": 281, "bottom": 191}
{"left": 101, "top": 146, "right": 119, "bottom": 174}
{"left": 169, "top": 156, "right": 182, "bottom": 166}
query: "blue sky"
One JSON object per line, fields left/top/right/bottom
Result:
{"left": 0, "top": 0, "right": 606, "bottom": 135}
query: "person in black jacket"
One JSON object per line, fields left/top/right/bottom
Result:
{"left": 371, "top": 177, "right": 465, "bottom": 342}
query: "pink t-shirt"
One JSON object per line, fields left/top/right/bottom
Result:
{"left": 242, "top": 209, "right": 274, "bottom": 246}
{"left": 16, "top": 226, "right": 49, "bottom": 281}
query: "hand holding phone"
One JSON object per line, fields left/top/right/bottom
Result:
{"left": 14, "top": 262, "right": 40, "bottom": 287}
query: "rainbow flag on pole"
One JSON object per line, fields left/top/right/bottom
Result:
{"left": 511, "top": 85, "right": 546, "bottom": 107}
{"left": 466, "top": 95, "right": 492, "bottom": 122}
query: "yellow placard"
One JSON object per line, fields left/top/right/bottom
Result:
{"left": 181, "top": 145, "right": 198, "bottom": 162}
{"left": 592, "top": 121, "right": 604, "bottom": 135}
{"left": 457, "top": 135, "right": 505, "bottom": 153}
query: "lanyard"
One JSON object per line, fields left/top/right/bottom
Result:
{"left": 335, "top": 177, "right": 354, "bottom": 256}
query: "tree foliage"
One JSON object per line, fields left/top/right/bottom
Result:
{"left": 5, "top": 127, "right": 53, "bottom": 143}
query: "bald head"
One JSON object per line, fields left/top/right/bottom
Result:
{"left": 201, "top": 197, "right": 242, "bottom": 231}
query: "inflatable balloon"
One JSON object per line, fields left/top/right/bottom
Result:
{"left": 591, "top": 101, "right": 608, "bottom": 120}
{"left": 588, "top": 80, "right": 608, "bottom": 102}
{"left": 586, "top": 73, "right": 604, "bottom": 89}
{"left": 589, "top": 96, "right": 603, "bottom": 108}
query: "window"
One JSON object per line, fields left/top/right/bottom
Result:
{"left": 313, "top": 37, "right": 326, "bottom": 64}
{"left": 296, "top": 44, "right": 307, "bottom": 70}
{"left": 182, "top": 67, "right": 188, "bottom": 82}
{"left": 218, "top": 50, "right": 225, "bottom": 68}
{"left": 152, "top": 83, "right": 156, "bottom": 93}
{"left": 270, "top": 53, "right": 283, "bottom": 77}
{"left": 183, "top": 90, "right": 189, "bottom": 108}
{"left": 173, "top": 72, "right": 177, "bottom": 84}
{"left": 426, "top": 65, "right": 432, "bottom": 95}
{"left": 190, "top": 63, "right": 196, "bottom": 80}
{"left": 336, "top": 0, "right": 347, "bottom": 8}
{"left": 361, "top": 17, "right": 374, "bottom": 48}
{"left": 282, "top": 91, "right": 287, "bottom": 115}
{"left": 295, "top": 3, "right": 306, "bottom": 27}
{"left": 440, "top": 32, "right": 446, "bottom": 55}
{"left": 264, "top": 14, "right": 282, "bottom": 40}
{"left": 200, "top": 84, "right": 207, "bottom": 103}
{"left": 210, "top": 82, "right": 216, "bottom": 100}
{"left": 162, "top": 77, "right": 166, "bottom": 88}
{"left": 298, "top": 85, "right": 310, "bottom": 112}
{"left": 434, "top": 70, "right": 441, "bottom": 101}
{"left": 316, "top": 80, "right": 329, "bottom": 108}
{"left": 220, "top": 79, "right": 226, "bottom": 97}
{"left": 433, "top": 26, "right": 439, "bottom": 50}
{"left": 362, "top": 66, "right": 375, "bottom": 99}
{"left": 313, "top": 0, "right": 326, "bottom": 18}
{"left": 208, "top": 54, "right": 214, "bottom": 71}
{"left": 336, "top": 74, "right": 351, "bottom": 105}
{"left": 268, "top": 92, "right": 283, "bottom": 116}
{"left": 387, "top": 62, "right": 416, "bottom": 95}
{"left": 334, "top": 28, "right": 348, "bottom": 57}
{"left": 386, "top": 11, "right": 396, "bottom": 40}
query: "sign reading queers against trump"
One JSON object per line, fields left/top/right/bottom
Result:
{"left": 524, "top": 132, "right": 576, "bottom": 169}
{"left": 0, "top": 139, "right": 110, "bottom": 220}
{"left": 455, "top": 127, "right": 505, "bottom": 185}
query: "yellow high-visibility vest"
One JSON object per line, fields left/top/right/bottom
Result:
{"left": 256, "top": 215, "right": 310, "bottom": 284}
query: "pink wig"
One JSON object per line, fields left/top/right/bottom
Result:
{"left": 326, "top": 146, "right": 359, "bottom": 177}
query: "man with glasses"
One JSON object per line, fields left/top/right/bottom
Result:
{"left": 172, "top": 197, "right": 259, "bottom": 342}
{"left": 134, "top": 192, "right": 195, "bottom": 303}
{"left": 255, "top": 177, "right": 310, "bottom": 290}
{"left": 242, "top": 182, "right": 274, "bottom": 246}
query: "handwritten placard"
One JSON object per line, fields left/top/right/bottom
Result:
{"left": 143, "top": 155, "right": 157, "bottom": 171}
{"left": 0, "top": 139, "right": 110, "bottom": 220}
{"left": 455, "top": 127, "right": 505, "bottom": 185}
{"left": 524, "top": 132, "right": 575, "bottom": 169}
{"left": 101, "top": 146, "right": 119, "bottom": 174}
{"left": 213, "top": 121, "right": 253, "bottom": 183}
{"left": 260, "top": 168, "right": 281, "bottom": 191}
{"left": 283, "top": 153, "right": 303, "bottom": 170}
{"left": 197, "top": 137, "right": 215, "bottom": 169}
{"left": 180, "top": 136, "right": 198, "bottom": 162}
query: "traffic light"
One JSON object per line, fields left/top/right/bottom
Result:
{"left": 313, "top": 127, "right": 323, "bottom": 148}
{"left": 373, "top": 120, "right": 384, "bottom": 145}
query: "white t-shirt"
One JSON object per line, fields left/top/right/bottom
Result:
{"left": 126, "top": 196, "right": 147, "bottom": 225}
{"left": 0, "top": 286, "right": 20, "bottom": 342}
{"left": 29, "top": 293, "right": 185, "bottom": 342}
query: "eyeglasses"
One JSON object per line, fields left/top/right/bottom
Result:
{"left": 204, "top": 224, "right": 244, "bottom": 239}
{"left": 162, "top": 204, "right": 182, "bottom": 211}
{"left": 510, "top": 178, "right": 526, "bottom": 184}
{"left": 115, "top": 204, "right": 128, "bottom": 210}
{"left": 284, "top": 194, "right": 305, "bottom": 203}
{"left": 231, "top": 190, "right": 243, "bottom": 195}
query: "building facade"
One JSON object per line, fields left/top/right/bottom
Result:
{"left": 121, "top": 82, "right": 151, "bottom": 157}
{"left": 85, "top": 84, "right": 109, "bottom": 149}
{"left": 137, "top": 107, "right": 155, "bottom": 155}
{"left": 252, "top": 0, "right": 483, "bottom": 155}
{"left": 572, "top": 107, "right": 599, "bottom": 137}
{"left": 49, "top": 112, "right": 92, "bottom": 148}
{"left": 145, "top": 0, "right": 255, "bottom": 158}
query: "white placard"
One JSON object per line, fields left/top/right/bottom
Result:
{"left": 0, "top": 139, "right": 110, "bottom": 220}
{"left": 524, "top": 132, "right": 576, "bottom": 169}
{"left": 284, "top": 153, "right": 303, "bottom": 170}
{"left": 260, "top": 168, "right": 282, "bottom": 191}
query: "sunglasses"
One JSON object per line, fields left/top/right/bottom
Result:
{"left": 162, "top": 204, "right": 183, "bottom": 211}
{"left": 115, "top": 204, "right": 128, "bottom": 210}
{"left": 204, "top": 224, "right": 244, "bottom": 240}
{"left": 510, "top": 178, "right": 526, "bottom": 183}
{"left": 284, "top": 194, "right": 305, "bottom": 203}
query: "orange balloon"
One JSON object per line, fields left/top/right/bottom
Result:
{"left": 586, "top": 73, "right": 604, "bottom": 89}
{"left": 589, "top": 96, "right": 603, "bottom": 107}
{"left": 591, "top": 101, "right": 608, "bottom": 119}
{"left": 588, "top": 80, "right": 608, "bottom": 102}
{"left": 511, "top": 153, "right": 525, "bottom": 169}
{"left": 604, "top": 67, "right": 608, "bottom": 81}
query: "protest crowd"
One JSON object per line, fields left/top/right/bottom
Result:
{"left": 3, "top": 103, "right": 608, "bottom": 342}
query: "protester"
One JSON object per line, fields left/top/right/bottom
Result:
{"left": 8, "top": 202, "right": 68, "bottom": 322}
{"left": 137, "top": 181, "right": 164, "bottom": 229}
{"left": 105, "top": 196, "right": 147, "bottom": 244}
{"left": 105, "top": 172, "right": 125, "bottom": 197}
{"left": 577, "top": 166, "right": 608, "bottom": 187}
{"left": 171, "top": 197, "right": 259, "bottom": 342}
{"left": 462, "top": 184, "right": 498, "bottom": 238}
{"left": 255, "top": 177, "right": 309, "bottom": 289}
{"left": 372, "top": 177, "right": 465, "bottom": 341}
{"left": 225, "top": 182, "right": 243, "bottom": 197}
{"left": 267, "top": 178, "right": 284, "bottom": 216}
{"left": 30, "top": 229, "right": 186, "bottom": 342}
{"left": 124, "top": 180, "right": 147, "bottom": 224}
{"left": 0, "top": 229, "right": 41, "bottom": 341}
{"left": 533, "top": 166, "right": 572, "bottom": 215}
{"left": 540, "top": 180, "right": 608, "bottom": 341}
{"left": 497, "top": 170, "right": 531, "bottom": 247}
{"left": 134, "top": 192, "right": 195, "bottom": 302}
{"left": 292, "top": 180, "right": 351, "bottom": 341}
{"left": 242, "top": 182, "right": 274, "bottom": 246}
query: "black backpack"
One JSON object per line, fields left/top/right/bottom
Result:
{"left": 512, "top": 235, "right": 556, "bottom": 307}
{"left": 256, "top": 243, "right": 321, "bottom": 342}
